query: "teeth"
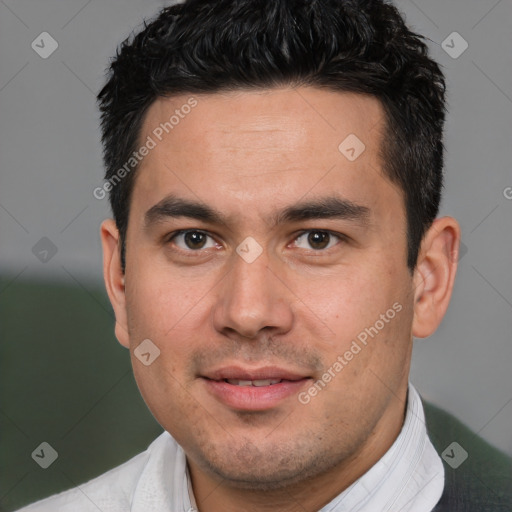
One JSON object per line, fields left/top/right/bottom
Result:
{"left": 253, "top": 379, "right": 282, "bottom": 387}
{"left": 232, "top": 380, "right": 253, "bottom": 386}
{"left": 226, "top": 379, "right": 282, "bottom": 386}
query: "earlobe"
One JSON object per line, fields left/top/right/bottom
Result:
{"left": 100, "top": 219, "right": 130, "bottom": 348}
{"left": 412, "top": 217, "right": 461, "bottom": 338}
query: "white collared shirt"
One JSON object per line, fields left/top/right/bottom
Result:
{"left": 318, "top": 383, "right": 444, "bottom": 511}
{"left": 17, "top": 383, "right": 444, "bottom": 512}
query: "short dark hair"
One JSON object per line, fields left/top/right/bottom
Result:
{"left": 97, "top": 0, "right": 446, "bottom": 271}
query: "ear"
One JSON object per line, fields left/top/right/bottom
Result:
{"left": 412, "top": 217, "right": 461, "bottom": 338}
{"left": 100, "top": 219, "right": 130, "bottom": 348}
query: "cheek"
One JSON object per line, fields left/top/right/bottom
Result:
{"left": 297, "top": 265, "right": 398, "bottom": 340}
{"left": 125, "top": 261, "right": 213, "bottom": 339}
{"left": 130, "top": 356, "right": 197, "bottom": 438}
{"left": 124, "top": 268, "right": 220, "bottom": 408}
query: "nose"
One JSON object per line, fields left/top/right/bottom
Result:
{"left": 212, "top": 248, "right": 294, "bottom": 340}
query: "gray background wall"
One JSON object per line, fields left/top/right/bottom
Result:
{"left": 0, "top": 0, "right": 511, "bottom": 467}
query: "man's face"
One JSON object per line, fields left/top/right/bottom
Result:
{"left": 117, "top": 88, "right": 416, "bottom": 488}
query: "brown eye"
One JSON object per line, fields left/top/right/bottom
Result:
{"left": 171, "top": 230, "right": 217, "bottom": 251}
{"left": 184, "top": 231, "right": 207, "bottom": 249}
{"left": 293, "top": 230, "right": 341, "bottom": 251}
{"left": 307, "top": 231, "right": 330, "bottom": 250}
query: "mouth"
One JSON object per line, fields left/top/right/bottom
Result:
{"left": 200, "top": 366, "right": 312, "bottom": 411}
{"left": 222, "top": 378, "right": 286, "bottom": 387}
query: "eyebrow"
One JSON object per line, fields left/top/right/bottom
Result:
{"left": 144, "top": 194, "right": 370, "bottom": 230}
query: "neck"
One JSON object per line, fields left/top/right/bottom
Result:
{"left": 188, "top": 391, "right": 408, "bottom": 512}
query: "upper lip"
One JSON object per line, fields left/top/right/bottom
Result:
{"left": 202, "top": 366, "right": 310, "bottom": 382}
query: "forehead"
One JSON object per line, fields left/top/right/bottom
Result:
{"left": 143, "top": 87, "right": 383, "bottom": 158}
{"left": 131, "top": 87, "right": 398, "bottom": 228}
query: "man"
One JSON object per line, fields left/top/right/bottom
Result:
{"left": 18, "top": 0, "right": 511, "bottom": 510}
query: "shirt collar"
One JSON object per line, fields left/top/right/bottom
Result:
{"left": 131, "top": 383, "right": 443, "bottom": 512}
{"left": 131, "top": 429, "right": 192, "bottom": 512}
{"left": 318, "top": 383, "right": 444, "bottom": 512}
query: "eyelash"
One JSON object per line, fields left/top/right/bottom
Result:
{"left": 166, "top": 229, "right": 346, "bottom": 255}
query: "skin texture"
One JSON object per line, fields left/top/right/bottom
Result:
{"left": 101, "top": 87, "right": 460, "bottom": 512}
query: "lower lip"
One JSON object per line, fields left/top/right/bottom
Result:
{"left": 202, "top": 378, "right": 310, "bottom": 411}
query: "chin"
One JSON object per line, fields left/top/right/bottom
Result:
{"left": 190, "top": 437, "right": 345, "bottom": 491}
